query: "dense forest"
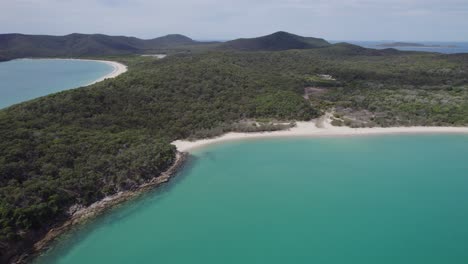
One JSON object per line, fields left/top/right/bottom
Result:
{"left": 1, "top": 33, "right": 468, "bottom": 262}
{"left": 219, "top": 31, "right": 330, "bottom": 51}
{"left": 0, "top": 31, "right": 331, "bottom": 61}
{"left": 0, "top": 33, "right": 214, "bottom": 61}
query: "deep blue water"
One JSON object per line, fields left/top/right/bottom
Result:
{"left": 0, "top": 59, "right": 114, "bottom": 109}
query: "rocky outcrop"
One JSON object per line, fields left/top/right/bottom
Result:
{"left": 11, "top": 152, "right": 188, "bottom": 264}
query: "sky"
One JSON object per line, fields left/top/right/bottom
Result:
{"left": 1, "top": 0, "right": 468, "bottom": 41}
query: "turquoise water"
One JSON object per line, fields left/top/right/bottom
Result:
{"left": 0, "top": 59, "right": 114, "bottom": 109}
{"left": 36, "top": 135, "right": 468, "bottom": 264}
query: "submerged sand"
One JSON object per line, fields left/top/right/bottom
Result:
{"left": 173, "top": 114, "right": 468, "bottom": 152}
{"left": 17, "top": 58, "right": 128, "bottom": 85}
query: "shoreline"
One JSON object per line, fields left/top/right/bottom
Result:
{"left": 16, "top": 152, "right": 187, "bottom": 263}
{"left": 14, "top": 58, "right": 128, "bottom": 85}
{"left": 14, "top": 116, "right": 468, "bottom": 262}
{"left": 173, "top": 115, "right": 468, "bottom": 152}
{"left": 85, "top": 59, "right": 128, "bottom": 85}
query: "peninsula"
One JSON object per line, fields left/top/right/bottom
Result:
{"left": 377, "top": 42, "right": 457, "bottom": 48}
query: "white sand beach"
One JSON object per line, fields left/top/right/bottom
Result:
{"left": 85, "top": 60, "right": 128, "bottom": 85}
{"left": 141, "top": 54, "right": 167, "bottom": 59}
{"left": 173, "top": 115, "right": 468, "bottom": 152}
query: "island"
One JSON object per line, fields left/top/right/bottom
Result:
{"left": 377, "top": 42, "right": 457, "bottom": 48}
{"left": 1, "top": 31, "right": 468, "bottom": 263}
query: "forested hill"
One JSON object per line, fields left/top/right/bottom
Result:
{"left": 0, "top": 31, "right": 334, "bottom": 61}
{"left": 0, "top": 52, "right": 319, "bottom": 262}
{"left": 219, "top": 31, "right": 331, "bottom": 51}
{"left": 0, "top": 33, "right": 206, "bottom": 60}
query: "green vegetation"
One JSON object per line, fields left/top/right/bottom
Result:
{"left": 322, "top": 86, "right": 468, "bottom": 127}
{"left": 0, "top": 31, "right": 330, "bottom": 61}
{"left": 1, "top": 32, "right": 468, "bottom": 261}
{"left": 188, "top": 121, "right": 295, "bottom": 140}
{"left": 0, "top": 52, "right": 319, "bottom": 261}
{"left": 254, "top": 91, "right": 317, "bottom": 119}
{"left": 219, "top": 31, "right": 330, "bottom": 51}
{"left": 0, "top": 33, "right": 213, "bottom": 61}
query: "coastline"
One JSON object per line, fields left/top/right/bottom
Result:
{"left": 13, "top": 58, "right": 128, "bottom": 85}
{"left": 17, "top": 152, "right": 187, "bottom": 263}
{"left": 173, "top": 115, "right": 468, "bottom": 152}
{"left": 13, "top": 116, "right": 468, "bottom": 262}
{"left": 84, "top": 59, "right": 128, "bottom": 85}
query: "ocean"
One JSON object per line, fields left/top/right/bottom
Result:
{"left": 0, "top": 59, "right": 114, "bottom": 109}
{"left": 335, "top": 41, "right": 468, "bottom": 54}
{"left": 35, "top": 136, "right": 468, "bottom": 264}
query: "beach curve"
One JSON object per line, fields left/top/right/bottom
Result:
{"left": 172, "top": 114, "right": 468, "bottom": 152}
{"left": 15, "top": 58, "right": 128, "bottom": 85}
{"left": 82, "top": 59, "right": 128, "bottom": 85}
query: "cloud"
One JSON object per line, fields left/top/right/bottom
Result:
{"left": 0, "top": 0, "right": 467, "bottom": 40}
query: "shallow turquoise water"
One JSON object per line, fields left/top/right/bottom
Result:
{"left": 36, "top": 135, "right": 468, "bottom": 264}
{"left": 0, "top": 59, "right": 114, "bottom": 109}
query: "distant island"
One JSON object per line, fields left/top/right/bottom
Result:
{"left": 377, "top": 42, "right": 457, "bottom": 48}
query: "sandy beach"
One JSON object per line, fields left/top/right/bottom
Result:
{"left": 173, "top": 115, "right": 468, "bottom": 152}
{"left": 82, "top": 59, "right": 128, "bottom": 85}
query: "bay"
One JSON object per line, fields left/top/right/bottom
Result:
{"left": 0, "top": 59, "right": 114, "bottom": 109}
{"left": 36, "top": 135, "right": 468, "bottom": 264}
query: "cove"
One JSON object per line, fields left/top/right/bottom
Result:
{"left": 35, "top": 135, "right": 468, "bottom": 264}
{"left": 0, "top": 59, "right": 114, "bottom": 109}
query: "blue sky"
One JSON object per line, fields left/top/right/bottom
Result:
{"left": 1, "top": 0, "right": 467, "bottom": 41}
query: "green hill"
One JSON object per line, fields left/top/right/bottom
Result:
{"left": 219, "top": 31, "right": 331, "bottom": 51}
{"left": 0, "top": 33, "right": 202, "bottom": 60}
{"left": 142, "top": 34, "right": 196, "bottom": 48}
{"left": 0, "top": 32, "right": 408, "bottom": 61}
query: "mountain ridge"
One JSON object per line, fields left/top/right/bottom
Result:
{"left": 0, "top": 31, "right": 337, "bottom": 60}
{"left": 219, "top": 31, "right": 331, "bottom": 51}
{"left": 0, "top": 33, "right": 204, "bottom": 60}
{"left": 0, "top": 31, "right": 414, "bottom": 62}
